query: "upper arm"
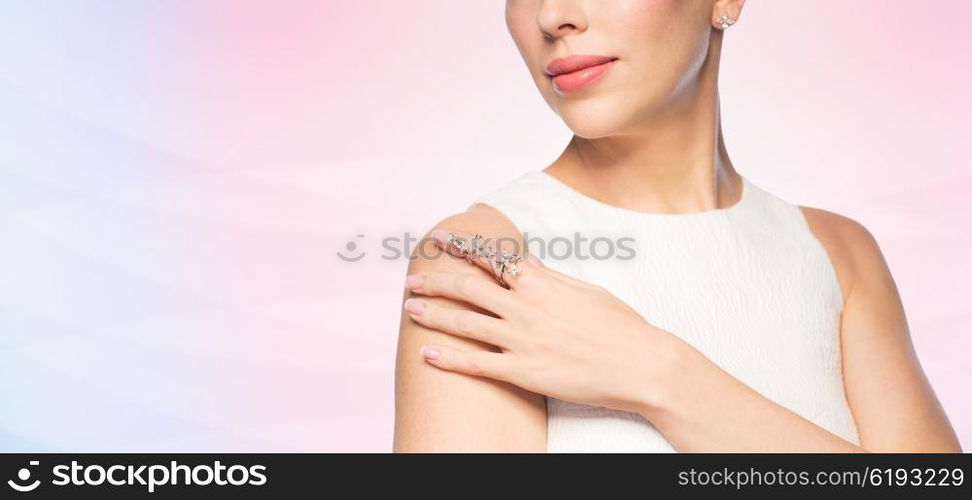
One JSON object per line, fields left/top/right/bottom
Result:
{"left": 801, "top": 207, "right": 960, "bottom": 452}
{"left": 393, "top": 205, "right": 547, "bottom": 452}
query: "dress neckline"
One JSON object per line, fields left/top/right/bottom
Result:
{"left": 535, "top": 169, "right": 753, "bottom": 219}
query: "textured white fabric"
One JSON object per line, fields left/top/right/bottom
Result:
{"left": 470, "top": 170, "right": 860, "bottom": 452}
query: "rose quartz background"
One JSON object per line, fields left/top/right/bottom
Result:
{"left": 1, "top": 1, "right": 969, "bottom": 451}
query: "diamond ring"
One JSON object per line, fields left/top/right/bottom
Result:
{"left": 446, "top": 233, "right": 524, "bottom": 286}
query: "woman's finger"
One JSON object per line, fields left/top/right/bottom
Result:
{"left": 428, "top": 229, "right": 532, "bottom": 289}
{"left": 404, "top": 298, "right": 514, "bottom": 348}
{"left": 539, "top": 264, "right": 603, "bottom": 291}
{"left": 406, "top": 270, "right": 521, "bottom": 317}
{"left": 419, "top": 344, "right": 515, "bottom": 382}
{"left": 513, "top": 254, "right": 599, "bottom": 292}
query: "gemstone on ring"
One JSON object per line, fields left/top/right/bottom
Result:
{"left": 445, "top": 232, "right": 524, "bottom": 286}
{"left": 446, "top": 233, "right": 465, "bottom": 253}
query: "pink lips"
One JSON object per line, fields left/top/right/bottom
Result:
{"left": 544, "top": 55, "right": 618, "bottom": 93}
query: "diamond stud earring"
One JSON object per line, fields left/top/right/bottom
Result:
{"left": 718, "top": 14, "right": 736, "bottom": 30}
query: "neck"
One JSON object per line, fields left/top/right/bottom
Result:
{"left": 545, "top": 40, "right": 740, "bottom": 214}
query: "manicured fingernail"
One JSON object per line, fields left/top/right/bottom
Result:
{"left": 429, "top": 229, "right": 450, "bottom": 245}
{"left": 405, "top": 273, "right": 425, "bottom": 290}
{"left": 404, "top": 298, "right": 426, "bottom": 315}
{"left": 527, "top": 253, "right": 545, "bottom": 268}
{"left": 420, "top": 346, "right": 440, "bottom": 360}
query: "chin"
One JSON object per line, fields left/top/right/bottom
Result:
{"left": 555, "top": 98, "right": 637, "bottom": 139}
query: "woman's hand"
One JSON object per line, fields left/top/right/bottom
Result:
{"left": 402, "top": 225, "right": 962, "bottom": 453}
{"left": 402, "top": 229, "right": 690, "bottom": 416}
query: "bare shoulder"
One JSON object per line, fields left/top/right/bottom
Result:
{"left": 799, "top": 206, "right": 892, "bottom": 299}
{"left": 800, "top": 212, "right": 960, "bottom": 452}
{"left": 394, "top": 203, "right": 544, "bottom": 452}
{"left": 407, "top": 203, "right": 523, "bottom": 275}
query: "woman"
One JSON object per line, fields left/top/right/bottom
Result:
{"left": 393, "top": 0, "right": 960, "bottom": 452}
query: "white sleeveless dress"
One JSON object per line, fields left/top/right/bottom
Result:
{"left": 470, "top": 170, "right": 860, "bottom": 452}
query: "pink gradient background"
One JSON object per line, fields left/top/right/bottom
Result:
{"left": 1, "top": 1, "right": 969, "bottom": 451}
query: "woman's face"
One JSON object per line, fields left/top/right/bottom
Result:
{"left": 505, "top": 0, "right": 720, "bottom": 138}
